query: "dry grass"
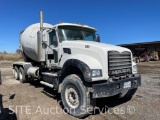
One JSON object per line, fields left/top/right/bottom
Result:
{"left": 0, "top": 53, "right": 22, "bottom": 61}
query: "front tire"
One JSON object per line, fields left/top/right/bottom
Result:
{"left": 118, "top": 88, "right": 138, "bottom": 99}
{"left": 61, "top": 74, "right": 94, "bottom": 118}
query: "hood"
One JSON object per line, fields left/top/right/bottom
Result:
{"left": 62, "top": 40, "right": 131, "bottom": 53}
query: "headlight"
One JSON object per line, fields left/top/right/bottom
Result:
{"left": 91, "top": 69, "right": 102, "bottom": 77}
{"left": 132, "top": 65, "right": 137, "bottom": 74}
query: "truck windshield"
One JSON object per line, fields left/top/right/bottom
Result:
{"left": 58, "top": 26, "right": 96, "bottom": 42}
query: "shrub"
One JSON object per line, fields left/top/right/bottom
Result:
{"left": 0, "top": 53, "right": 22, "bottom": 61}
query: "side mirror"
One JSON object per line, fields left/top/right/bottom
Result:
{"left": 42, "top": 42, "right": 47, "bottom": 49}
{"left": 96, "top": 34, "right": 100, "bottom": 42}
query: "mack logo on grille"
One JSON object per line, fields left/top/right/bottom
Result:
{"left": 111, "top": 69, "right": 131, "bottom": 75}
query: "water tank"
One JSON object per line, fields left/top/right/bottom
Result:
{"left": 21, "top": 23, "right": 53, "bottom": 62}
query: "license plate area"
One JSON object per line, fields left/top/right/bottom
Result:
{"left": 123, "top": 81, "right": 131, "bottom": 88}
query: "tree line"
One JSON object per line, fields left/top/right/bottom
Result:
{"left": 0, "top": 49, "right": 21, "bottom": 54}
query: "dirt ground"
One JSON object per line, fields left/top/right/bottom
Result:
{"left": 0, "top": 61, "right": 160, "bottom": 120}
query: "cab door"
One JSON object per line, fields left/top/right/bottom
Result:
{"left": 46, "top": 29, "right": 59, "bottom": 68}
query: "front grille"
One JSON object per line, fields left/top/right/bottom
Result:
{"left": 108, "top": 51, "right": 132, "bottom": 76}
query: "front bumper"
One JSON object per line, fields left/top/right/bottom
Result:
{"left": 92, "top": 74, "right": 141, "bottom": 98}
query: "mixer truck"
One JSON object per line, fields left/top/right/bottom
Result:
{"left": 13, "top": 11, "right": 141, "bottom": 118}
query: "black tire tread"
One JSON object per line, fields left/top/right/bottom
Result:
{"left": 19, "top": 67, "right": 27, "bottom": 83}
{"left": 119, "top": 88, "right": 138, "bottom": 99}
{"left": 14, "top": 66, "right": 19, "bottom": 80}
{"left": 61, "top": 74, "right": 93, "bottom": 118}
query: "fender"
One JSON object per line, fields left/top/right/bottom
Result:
{"left": 13, "top": 62, "right": 33, "bottom": 75}
{"left": 62, "top": 59, "right": 92, "bottom": 82}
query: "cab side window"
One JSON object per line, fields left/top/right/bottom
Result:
{"left": 49, "top": 30, "right": 58, "bottom": 47}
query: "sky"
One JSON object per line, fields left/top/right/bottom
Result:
{"left": 0, "top": 0, "right": 160, "bottom": 53}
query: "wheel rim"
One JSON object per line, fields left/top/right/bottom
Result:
{"left": 65, "top": 85, "right": 80, "bottom": 109}
{"left": 19, "top": 71, "right": 22, "bottom": 80}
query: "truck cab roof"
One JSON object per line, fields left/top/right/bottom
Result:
{"left": 53, "top": 23, "right": 97, "bottom": 32}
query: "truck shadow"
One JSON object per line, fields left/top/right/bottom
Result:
{"left": 0, "top": 94, "right": 17, "bottom": 120}
{"left": 29, "top": 80, "right": 61, "bottom": 100}
{"left": 94, "top": 96, "right": 132, "bottom": 115}
{"left": 29, "top": 80, "right": 133, "bottom": 117}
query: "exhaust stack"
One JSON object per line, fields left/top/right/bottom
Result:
{"left": 40, "top": 11, "right": 43, "bottom": 31}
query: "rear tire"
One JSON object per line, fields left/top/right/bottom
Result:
{"left": 61, "top": 74, "right": 94, "bottom": 118}
{"left": 19, "top": 67, "right": 27, "bottom": 83}
{"left": 14, "top": 66, "right": 19, "bottom": 80}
